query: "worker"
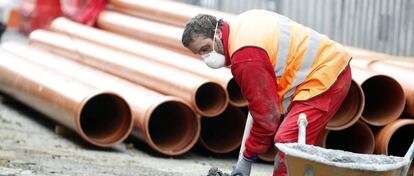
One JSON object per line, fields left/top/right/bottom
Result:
{"left": 181, "top": 10, "right": 352, "bottom": 176}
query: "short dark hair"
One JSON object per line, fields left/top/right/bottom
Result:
{"left": 181, "top": 14, "right": 223, "bottom": 47}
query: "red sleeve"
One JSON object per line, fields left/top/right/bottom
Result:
{"left": 75, "top": 0, "right": 108, "bottom": 26}
{"left": 231, "top": 47, "right": 281, "bottom": 157}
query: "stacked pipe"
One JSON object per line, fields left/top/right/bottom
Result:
{"left": 1, "top": 0, "right": 410, "bottom": 163}
{"left": 0, "top": 48, "right": 133, "bottom": 147}
{"left": 2, "top": 42, "right": 200, "bottom": 156}
{"left": 26, "top": 29, "right": 247, "bottom": 154}
{"left": 103, "top": 0, "right": 414, "bottom": 164}
{"left": 346, "top": 47, "right": 414, "bottom": 173}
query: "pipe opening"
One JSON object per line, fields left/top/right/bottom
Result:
{"left": 325, "top": 121, "right": 374, "bottom": 154}
{"left": 195, "top": 82, "right": 228, "bottom": 117}
{"left": 148, "top": 101, "right": 199, "bottom": 155}
{"left": 388, "top": 123, "right": 414, "bottom": 157}
{"left": 200, "top": 106, "right": 246, "bottom": 153}
{"left": 80, "top": 93, "right": 132, "bottom": 146}
{"left": 227, "top": 78, "right": 247, "bottom": 107}
{"left": 327, "top": 81, "right": 364, "bottom": 130}
{"left": 362, "top": 76, "right": 405, "bottom": 126}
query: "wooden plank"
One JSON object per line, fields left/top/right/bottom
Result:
{"left": 333, "top": 0, "right": 342, "bottom": 41}
{"left": 350, "top": 0, "right": 357, "bottom": 46}
{"left": 394, "top": 0, "right": 403, "bottom": 55}
{"left": 372, "top": 0, "right": 380, "bottom": 52}
{"left": 343, "top": 0, "right": 350, "bottom": 45}
{"left": 361, "top": 0, "right": 371, "bottom": 49}
{"left": 397, "top": 0, "right": 405, "bottom": 55}
{"left": 405, "top": 0, "right": 414, "bottom": 56}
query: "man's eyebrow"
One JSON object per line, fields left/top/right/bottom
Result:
{"left": 198, "top": 45, "right": 209, "bottom": 53}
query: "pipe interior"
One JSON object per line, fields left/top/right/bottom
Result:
{"left": 80, "top": 93, "right": 132, "bottom": 145}
{"left": 388, "top": 124, "right": 414, "bottom": 157}
{"left": 148, "top": 101, "right": 198, "bottom": 153}
{"left": 326, "top": 121, "right": 374, "bottom": 154}
{"left": 195, "top": 82, "right": 227, "bottom": 115}
{"left": 388, "top": 123, "right": 414, "bottom": 172}
{"left": 200, "top": 106, "right": 245, "bottom": 153}
{"left": 362, "top": 76, "right": 405, "bottom": 125}
{"left": 227, "top": 78, "right": 247, "bottom": 106}
{"left": 328, "top": 81, "right": 363, "bottom": 130}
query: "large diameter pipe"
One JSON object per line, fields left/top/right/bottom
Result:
{"left": 376, "top": 119, "right": 414, "bottom": 175}
{"left": 346, "top": 46, "right": 414, "bottom": 64}
{"left": 354, "top": 60, "right": 414, "bottom": 117}
{"left": 97, "top": 10, "right": 193, "bottom": 57}
{"left": 28, "top": 30, "right": 228, "bottom": 117}
{"left": 199, "top": 105, "right": 246, "bottom": 154}
{"left": 320, "top": 120, "right": 375, "bottom": 154}
{"left": 2, "top": 42, "right": 200, "bottom": 156}
{"left": 0, "top": 49, "right": 133, "bottom": 147}
{"left": 49, "top": 17, "right": 247, "bottom": 107}
{"left": 375, "top": 119, "right": 414, "bottom": 156}
{"left": 351, "top": 67, "right": 405, "bottom": 126}
{"left": 109, "top": 0, "right": 234, "bottom": 27}
{"left": 326, "top": 80, "right": 364, "bottom": 130}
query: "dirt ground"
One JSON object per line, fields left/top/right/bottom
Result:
{"left": 0, "top": 30, "right": 273, "bottom": 176}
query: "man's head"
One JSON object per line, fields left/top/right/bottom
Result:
{"left": 182, "top": 14, "right": 226, "bottom": 69}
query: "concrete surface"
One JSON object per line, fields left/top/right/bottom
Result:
{"left": 0, "top": 30, "right": 273, "bottom": 176}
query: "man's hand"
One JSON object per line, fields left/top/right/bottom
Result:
{"left": 230, "top": 155, "right": 255, "bottom": 176}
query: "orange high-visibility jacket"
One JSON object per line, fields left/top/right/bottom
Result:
{"left": 228, "top": 10, "right": 351, "bottom": 113}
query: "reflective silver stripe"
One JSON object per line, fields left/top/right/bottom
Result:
{"left": 282, "top": 29, "right": 321, "bottom": 113}
{"left": 274, "top": 16, "right": 291, "bottom": 79}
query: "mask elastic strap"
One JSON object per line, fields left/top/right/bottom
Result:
{"left": 212, "top": 20, "right": 219, "bottom": 52}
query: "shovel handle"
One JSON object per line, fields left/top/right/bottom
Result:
{"left": 298, "top": 113, "right": 308, "bottom": 145}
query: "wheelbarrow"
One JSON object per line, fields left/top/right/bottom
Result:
{"left": 276, "top": 113, "right": 414, "bottom": 176}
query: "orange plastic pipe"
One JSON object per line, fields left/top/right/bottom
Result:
{"left": 326, "top": 80, "right": 364, "bottom": 130}
{"left": 199, "top": 105, "right": 246, "bottom": 154}
{"left": 352, "top": 59, "right": 414, "bottom": 117}
{"left": 28, "top": 30, "right": 228, "bottom": 117}
{"left": 109, "top": 0, "right": 234, "bottom": 27}
{"left": 351, "top": 67, "right": 405, "bottom": 126}
{"left": 375, "top": 119, "right": 414, "bottom": 156}
{"left": 49, "top": 17, "right": 247, "bottom": 107}
{"left": 97, "top": 10, "right": 193, "bottom": 57}
{"left": 320, "top": 120, "right": 375, "bottom": 154}
{"left": 2, "top": 42, "right": 200, "bottom": 156}
{"left": 0, "top": 49, "right": 133, "bottom": 147}
{"left": 346, "top": 46, "right": 414, "bottom": 63}
{"left": 375, "top": 118, "right": 414, "bottom": 175}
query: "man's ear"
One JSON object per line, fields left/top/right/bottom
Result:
{"left": 216, "top": 29, "right": 223, "bottom": 39}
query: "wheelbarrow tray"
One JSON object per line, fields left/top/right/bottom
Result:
{"left": 276, "top": 143, "right": 410, "bottom": 176}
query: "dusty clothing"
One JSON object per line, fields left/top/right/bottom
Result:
{"left": 273, "top": 66, "right": 351, "bottom": 175}
{"left": 220, "top": 9, "right": 352, "bottom": 159}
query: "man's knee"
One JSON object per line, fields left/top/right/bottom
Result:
{"left": 274, "top": 131, "right": 296, "bottom": 144}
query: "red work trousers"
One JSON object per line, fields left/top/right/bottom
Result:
{"left": 273, "top": 65, "right": 352, "bottom": 176}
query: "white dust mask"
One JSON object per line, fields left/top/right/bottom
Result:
{"left": 202, "top": 21, "right": 225, "bottom": 69}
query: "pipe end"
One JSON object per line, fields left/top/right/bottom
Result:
{"left": 199, "top": 106, "right": 246, "bottom": 154}
{"left": 147, "top": 100, "right": 200, "bottom": 156}
{"left": 79, "top": 93, "right": 133, "bottom": 147}
{"left": 195, "top": 82, "right": 228, "bottom": 117}
{"left": 227, "top": 78, "right": 247, "bottom": 107}
{"left": 327, "top": 80, "right": 364, "bottom": 131}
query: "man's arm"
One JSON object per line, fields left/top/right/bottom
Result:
{"left": 231, "top": 47, "right": 281, "bottom": 158}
